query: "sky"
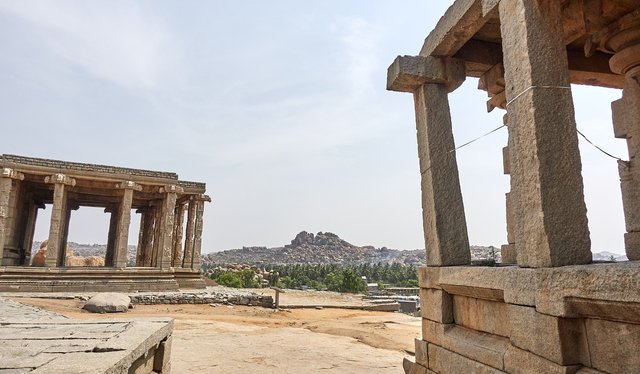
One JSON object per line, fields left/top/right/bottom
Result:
{"left": 0, "top": 1, "right": 628, "bottom": 254}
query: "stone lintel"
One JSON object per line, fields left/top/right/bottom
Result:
{"left": 387, "top": 55, "right": 465, "bottom": 93}
{"left": 116, "top": 181, "right": 143, "bottom": 191}
{"left": 454, "top": 39, "right": 625, "bottom": 89}
{"left": 44, "top": 173, "right": 76, "bottom": 187}
{"left": 159, "top": 185, "right": 184, "bottom": 194}
{"left": 191, "top": 194, "right": 212, "bottom": 202}
{"left": 1, "top": 168, "right": 24, "bottom": 180}
{"left": 419, "top": 0, "right": 497, "bottom": 58}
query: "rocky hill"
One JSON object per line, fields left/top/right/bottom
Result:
{"left": 202, "top": 231, "right": 499, "bottom": 266}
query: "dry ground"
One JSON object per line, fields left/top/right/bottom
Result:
{"left": 16, "top": 292, "right": 420, "bottom": 373}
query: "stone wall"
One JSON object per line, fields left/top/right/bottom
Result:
{"left": 407, "top": 264, "right": 640, "bottom": 374}
{"left": 130, "top": 291, "right": 274, "bottom": 308}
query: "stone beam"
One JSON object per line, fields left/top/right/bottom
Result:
{"left": 419, "top": 0, "right": 499, "bottom": 58}
{"left": 455, "top": 39, "right": 625, "bottom": 88}
{"left": 387, "top": 56, "right": 465, "bottom": 93}
{"left": 499, "top": 0, "right": 591, "bottom": 267}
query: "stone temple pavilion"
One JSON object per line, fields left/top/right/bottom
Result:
{"left": 0, "top": 154, "right": 211, "bottom": 291}
{"left": 388, "top": 1, "right": 640, "bottom": 373}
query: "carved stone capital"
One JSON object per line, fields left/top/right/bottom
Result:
{"left": 44, "top": 173, "right": 76, "bottom": 186}
{"left": 159, "top": 185, "right": 184, "bottom": 194}
{"left": 116, "top": 180, "right": 143, "bottom": 191}
{"left": 1, "top": 168, "right": 24, "bottom": 180}
{"left": 387, "top": 55, "right": 465, "bottom": 93}
{"left": 193, "top": 194, "right": 212, "bottom": 203}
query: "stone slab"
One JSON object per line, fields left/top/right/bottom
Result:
{"left": 504, "top": 345, "right": 581, "bottom": 374}
{"left": 428, "top": 343, "right": 504, "bottom": 374}
{"left": 452, "top": 295, "right": 509, "bottom": 337}
{"left": 420, "top": 288, "right": 453, "bottom": 323}
{"left": 508, "top": 304, "right": 590, "bottom": 366}
{"left": 585, "top": 318, "right": 640, "bottom": 374}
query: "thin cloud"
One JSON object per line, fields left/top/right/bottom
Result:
{"left": 0, "top": 1, "right": 182, "bottom": 92}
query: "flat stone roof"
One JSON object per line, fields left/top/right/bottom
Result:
{"left": 1, "top": 154, "right": 178, "bottom": 180}
{"left": 0, "top": 297, "right": 173, "bottom": 373}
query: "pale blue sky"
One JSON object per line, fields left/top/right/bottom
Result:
{"left": 0, "top": 1, "right": 627, "bottom": 253}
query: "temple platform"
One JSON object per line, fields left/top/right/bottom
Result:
{"left": 0, "top": 267, "right": 206, "bottom": 292}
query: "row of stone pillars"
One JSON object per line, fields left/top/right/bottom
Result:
{"left": 0, "top": 170, "right": 209, "bottom": 270}
{"left": 390, "top": 0, "right": 639, "bottom": 267}
{"left": 134, "top": 190, "right": 208, "bottom": 270}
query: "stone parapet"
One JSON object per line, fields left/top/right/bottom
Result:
{"left": 1, "top": 154, "right": 178, "bottom": 180}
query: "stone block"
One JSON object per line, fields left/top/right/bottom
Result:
{"left": 501, "top": 244, "right": 516, "bottom": 264}
{"left": 508, "top": 304, "right": 590, "bottom": 366}
{"left": 415, "top": 338, "right": 428, "bottom": 366}
{"left": 504, "top": 345, "right": 581, "bottom": 374}
{"left": 422, "top": 319, "right": 509, "bottom": 370}
{"left": 624, "top": 231, "right": 640, "bottom": 261}
{"left": 387, "top": 55, "right": 465, "bottom": 93}
{"left": 535, "top": 263, "right": 640, "bottom": 321}
{"left": 409, "top": 362, "right": 428, "bottom": 374}
{"left": 428, "top": 344, "right": 504, "bottom": 374}
{"left": 421, "top": 318, "right": 449, "bottom": 347}
{"left": 403, "top": 357, "right": 414, "bottom": 374}
{"left": 420, "top": 288, "right": 453, "bottom": 323}
{"left": 418, "top": 266, "right": 537, "bottom": 307}
{"left": 575, "top": 369, "right": 606, "bottom": 374}
{"left": 585, "top": 318, "right": 640, "bottom": 374}
{"left": 452, "top": 295, "right": 509, "bottom": 337}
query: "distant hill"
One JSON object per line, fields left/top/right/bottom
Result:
{"left": 201, "top": 231, "right": 499, "bottom": 266}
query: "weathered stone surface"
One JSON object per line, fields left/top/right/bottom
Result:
{"left": 501, "top": 244, "right": 516, "bottom": 264}
{"left": 422, "top": 318, "right": 449, "bottom": 348}
{"left": 499, "top": 0, "right": 591, "bottom": 267}
{"left": 414, "top": 84, "right": 470, "bottom": 266}
{"left": 508, "top": 304, "right": 590, "bottom": 366}
{"left": 429, "top": 344, "right": 504, "bottom": 374}
{"left": 409, "top": 362, "right": 428, "bottom": 374}
{"left": 387, "top": 55, "right": 465, "bottom": 93}
{"left": 585, "top": 318, "right": 640, "bottom": 374}
{"left": 417, "top": 265, "right": 537, "bottom": 306}
{"left": 535, "top": 262, "right": 640, "bottom": 321}
{"left": 427, "top": 321, "right": 509, "bottom": 370}
{"left": 403, "top": 357, "right": 414, "bottom": 374}
{"left": 452, "top": 295, "right": 509, "bottom": 337}
{"left": 504, "top": 345, "right": 581, "bottom": 374}
{"left": 83, "top": 293, "right": 132, "bottom": 313}
{"left": 415, "top": 338, "right": 428, "bottom": 366}
{"left": 420, "top": 288, "right": 453, "bottom": 323}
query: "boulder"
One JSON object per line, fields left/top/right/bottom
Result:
{"left": 83, "top": 293, "right": 132, "bottom": 313}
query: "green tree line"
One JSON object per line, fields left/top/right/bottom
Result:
{"left": 206, "top": 263, "right": 418, "bottom": 293}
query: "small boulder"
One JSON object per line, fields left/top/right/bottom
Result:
{"left": 83, "top": 293, "right": 132, "bottom": 313}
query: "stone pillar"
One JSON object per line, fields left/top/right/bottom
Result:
{"left": 182, "top": 199, "right": 196, "bottom": 268}
{"left": 105, "top": 205, "right": 119, "bottom": 267}
{"left": 0, "top": 168, "right": 23, "bottom": 265}
{"left": 60, "top": 202, "right": 78, "bottom": 266}
{"left": 113, "top": 181, "right": 140, "bottom": 268}
{"left": 612, "top": 79, "right": 640, "bottom": 260}
{"left": 21, "top": 202, "right": 41, "bottom": 265}
{"left": 387, "top": 55, "right": 470, "bottom": 266}
{"left": 136, "top": 208, "right": 154, "bottom": 266}
{"left": 44, "top": 174, "right": 75, "bottom": 267}
{"left": 478, "top": 63, "right": 516, "bottom": 264}
{"left": 499, "top": 0, "right": 591, "bottom": 267}
{"left": 171, "top": 203, "right": 185, "bottom": 267}
{"left": 602, "top": 25, "right": 640, "bottom": 260}
{"left": 191, "top": 195, "right": 211, "bottom": 271}
{"left": 155, "top": 186, "right": 180, "bottom": 269}
{"left": 151, "top": 205, "right": 162, "bottom": 267}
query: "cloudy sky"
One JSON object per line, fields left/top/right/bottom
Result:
{"left": 0, "top": 1, "right": 627, "bottom": 254}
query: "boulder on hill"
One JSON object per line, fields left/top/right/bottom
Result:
{"left": 83, "top": 293, "right": 132, "bottom": 313}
